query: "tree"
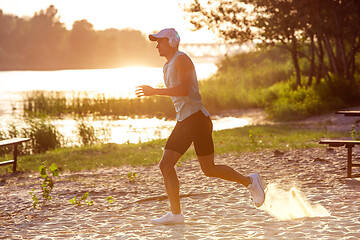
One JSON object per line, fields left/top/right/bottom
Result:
{"left": 0, "top": 5, "right": 173, "bottom": 70}
{"left": 184, "top": 0, "right": 360, "bottom": 89}
{"left": 68, "top": 19, "right": 97, "bottom": 68}
{"left": 25, "top": 5, "right": 67, "bottom": 69}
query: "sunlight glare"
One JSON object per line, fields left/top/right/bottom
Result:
{"left": 0, "top": 0, "right": 217, "bottom": 43}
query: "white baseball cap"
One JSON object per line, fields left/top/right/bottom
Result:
{"left": 149, "top": 28, "right": 180, "bottom": 48}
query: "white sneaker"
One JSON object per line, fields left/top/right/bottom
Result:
{"left": 247, "top": 173, "right": 265, "bottom": 208}
{"left": 151, "top": 212, "right": 185, "bottom": 224}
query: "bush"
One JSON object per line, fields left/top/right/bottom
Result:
{"left": 199, "top": 47, "right": 294, "bottom": 114}
{"left": 23, "top": 117, "right": 63, "bottom": 153}
{"left": 0, "top": 122, "right": 30, "bottom": 155}
{"left": 75, "top": 119, "right": 100, "bottom": 146}
{"left": 262, "top": 76, "right": 346, "bottom": 121}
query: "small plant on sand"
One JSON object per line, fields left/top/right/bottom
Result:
{"left": 350, "top": 125, "right": 360, "bottom": 140}
{"left": 106, "top": 196, "right": 115, "bottom": 203}
{"left": 127, "top": 172, "right": 138, "bottom": 182}
{"left": 29, "top": 189, "right": 39, "bottom": 209}
{"left": 39, "top": 163, "right": 59, "bottom": 201}
{"left": 69, "top": 192, "right": 94, "bottom": 206}
{"left": 29, "top": 163, "right": 59, "bottom": 209}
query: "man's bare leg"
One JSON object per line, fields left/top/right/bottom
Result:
{"left": 159, "top": 149, "right": 183, "bottom": 214}
{"left": 198, "top": 153, "right": 265, "bottom": 207}
{"left": 198, "top": 153, "right": 251, "bottom": 187}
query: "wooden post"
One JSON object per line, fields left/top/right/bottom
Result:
{"left": 13, "top": 143, "right": 18, "bottom": 172}
{"left": 346, "top": 144, "right": 353, "bottom": 178}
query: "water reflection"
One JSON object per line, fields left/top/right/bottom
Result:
{"left": 0, "top": 64, "right": 217, "bottom": 99}
{"left": 51, "top": 115, "right": 255, "bottom": 146}
{"left": 0, "top": 64, "right": 217, "bottom": 115}
{"left": 0, "top": 112, "right": 263, "bottom": 146}
{"left": 0, "top": 65, "right": 268, "bottom": 146}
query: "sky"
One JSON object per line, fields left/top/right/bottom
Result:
{"left": 0, "top": 0, "right": 217, "bottom": 43}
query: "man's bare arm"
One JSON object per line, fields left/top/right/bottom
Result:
{"left": 135, "top": 55, "right": 193, "bottom": 97}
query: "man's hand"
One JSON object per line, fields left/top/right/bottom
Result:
{"left": 135, "top": 85, "right": 155, "bottom": 97}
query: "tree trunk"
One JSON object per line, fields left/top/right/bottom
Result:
{"left": 317, "top": 36, "right": 325, "bottom": 84}
{"left": 323, "top": 34, "right": 338, "bottom": 76}
{"left": 336, "top": 36, "right": 348, "bottom": 78}
{"left": 307, "top": 33, "right": 315, "bottom": 87}
{"left": 290, "top": 34, "right": 301, "bottom": 87}
{"left": 346, "top": 32, "right": 359, "bottom": 83}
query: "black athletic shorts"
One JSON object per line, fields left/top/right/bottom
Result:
{"left": 165, "top": 110, "right": 214, "bottom": 156}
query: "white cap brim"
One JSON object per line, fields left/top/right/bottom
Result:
{"left": 149, "top": 34, "right": 160, "bottom": 41}
{"left": 148, "top": 28, "right": 180, "bottom": 47}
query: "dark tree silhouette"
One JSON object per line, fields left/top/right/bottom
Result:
{"left": 0, "top": 5, "right": 163, "bottom": 70}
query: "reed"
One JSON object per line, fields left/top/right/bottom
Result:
{"left": 0, "top": 116, "right": 111, "bottom": 156}
{"left": 23, "top": 91, "right": 175, "bottom": 119}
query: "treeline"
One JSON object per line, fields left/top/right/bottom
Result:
{"left": 0, "top": 5, "right": 164, "bottom": 70}
{"left": 185, "top": 0, "right": 360, "bottom": 92}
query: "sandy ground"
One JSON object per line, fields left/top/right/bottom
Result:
{"left": 1, "top": 108, "right": 360, "bottom": 239}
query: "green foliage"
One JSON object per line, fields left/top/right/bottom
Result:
{"left": 185, "top": 0, "right": 360, "bottom": 85}
{"left": 0, "top": 117, "right": 63, "bottom": 156}
{"left": 15, "top": 125, "right": 345, "bottom": 173}
{"left": 75, "top": 119, "right": 99, "bottom": 146}
{"left": 199, "top": 47, "right": 293, "bottom": 113}
{"left": 69, "top": 192, "right": 94, "bottom": 206}
{"left": 200, "top": 47, "right": 359, "bottom": 121}
{"left": 39, "top": 163, "right": 59, "bottom": 201}
{"left": 18, "top": 46, "right": 359, "bottom": 122}
{"left": 23, "top": 91, "right": 175, "bottom": 119}
{"left": 106, "top": 196, "right": 115, "bottom": 203}
{"left": 29, "top": 163, "right": 59, "bottom": 209}
{"left": 23, "top": 91, "right": 68, "bottom": 117}
{"left": 0, "top": 122, "right": 28, "bottom": 156}
{"left": 324, "top": 73, "right": 360, "bottom": 103}
{"left": 24, "top": 117, "right": 62, "bottom": 153}
{"left": 261, "top": 76, "right": 348, "bottom": 121}
{"left": 29, "top": 189, "right": 39, "bottom": 209}
{"left": 351, "top": 126, "right": 360, "bottom": 140}
{"left": 127, "top": 172, "right": 138, "bottom": 182}
{"left": 249, "top": 130, "right": 255, "bottom": 145}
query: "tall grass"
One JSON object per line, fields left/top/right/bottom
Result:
{"left": 0, "top": 116, "right": 109, "bottom": 156}
{"left": 1, "top": 124, "right": 346, "bottom": 173}
{"left": 23, "top": 91, "right": 175, "bottom": 119}
{"left": 0, "top": 118, "right": 62, "bottom": 155}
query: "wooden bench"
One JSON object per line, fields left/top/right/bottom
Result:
{"left": 319, "top": 139, "right": 360, "bottom": 178}
{"left": 0, "top": 138, "right": 30, "bottom": 172}
{"left": 336, "top": 110, "right": 360, "bottom": 117}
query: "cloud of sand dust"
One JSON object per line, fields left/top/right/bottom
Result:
{"left": 260, "top": 183, "right": 330, "bottom": 220}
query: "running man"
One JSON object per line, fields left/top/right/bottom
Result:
{"left": 135, "top": 28, "right": 265, "bottom": 224}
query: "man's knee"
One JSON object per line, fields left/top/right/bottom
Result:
{"left": 159, "top": 159, "right": 174, "bottom": 174}
{"left": 201, "top": 166, "right": 216, "bottom": 178}
{"left": 159, "top": 150, "right": 181, "bottom": 174}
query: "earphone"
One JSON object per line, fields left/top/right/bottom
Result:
{"left": 168, "top": 32, "right": 180, "bottom": 48}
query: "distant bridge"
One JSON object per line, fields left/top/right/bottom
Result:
{"left": 179, "top": 42, "right": 254, "bottom": 62}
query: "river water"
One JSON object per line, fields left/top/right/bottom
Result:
{"left": 0, "top": 64, "right": 265, "bottom": 145}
